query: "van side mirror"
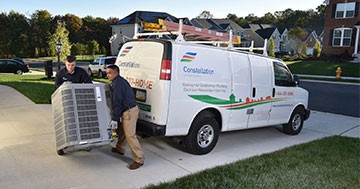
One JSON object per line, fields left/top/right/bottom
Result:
{"left": 293, "top": 75, "right": 300, "bottom": 86}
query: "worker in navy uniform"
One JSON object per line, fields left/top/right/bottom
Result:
{"left": 55, "top": 55, "right": 92, "bottom": 89}
{"left": 106, "top": 64, "right": 145, "bottom": 170}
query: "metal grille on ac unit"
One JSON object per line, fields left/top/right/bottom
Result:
{"left": 51, "top": 82, "right": 112, "bottom": 155}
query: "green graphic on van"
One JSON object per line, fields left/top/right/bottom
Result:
{"left": 120, "top": 46, "right": 133, "bottom": 57}
{"left": 137, "top": 102, "right": 151, "bottom": 112}
{"left": 188, "top": 94, "right": 285, "bottom": 110}
{"left": 181, "top": 52, "right": 197, "bottom": 62}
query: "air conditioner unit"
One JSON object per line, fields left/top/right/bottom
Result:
{"left": 51, "top": 82, "right": 112, "bottom": 155}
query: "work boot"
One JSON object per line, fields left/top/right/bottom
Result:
{"left": 127, "top": 161, "right": 143, "bottom": 170}
{"left": 111, "top": 148, "right": 124, "bottom": 155}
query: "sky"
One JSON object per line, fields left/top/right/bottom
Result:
{"left": 1, "top": 0, "right": 325, "bottom": 19}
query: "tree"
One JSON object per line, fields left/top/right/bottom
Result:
{"left": 71, "top": 43, "right": 86, "bottom": 55}
{"left": 48, "top": 23, "right": 71, "bottom": 61}
{"left": 308, "top": 5, "right": 326, "bottom": 33}
{"left": 245, "top": 13, "right": 259, "bottom": 24}
{"left": 63, "top": 14, "right": 83, "bottom": 43}
{"left": 0, "top": 11, "right": 31, "bottom": 57}
{"left": 30, "top": 10, "right": 52, "bottom": 57}
{"left": 227, "top": 13, "right": 248, "bottom": 27}
{"left": 274, "top": 9, "right": 295, "bottom": 29}
{"left": 81, "top": 16, "right": 111, "bottom": 55}
{"left": 312, "top": 40, "right": 321, "bottom": 57}
{"left": 300, "top": 43, "right": 308, "bottom": 58}
{"left": 268, "top": 38, "right": 275, "bottom": 57}
{"left": 259, "top": 12, "right": 277, "bottom": 25}
{"left": 197, "top": 11, "right": 213, "bottom": 19}
{"left": 288, "top": 27, "right": 308, "bottom": 55}
{"left": 87, "top": 40, "right": 99, "bottom": 56}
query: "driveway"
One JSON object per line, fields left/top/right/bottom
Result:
{"left": 0, "top": 84, "right": 359, "bottom": 189}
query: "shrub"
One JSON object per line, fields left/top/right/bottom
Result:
{"left": 312, "top": 40, "right": 321, "bottom": 58}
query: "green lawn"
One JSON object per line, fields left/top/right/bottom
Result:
{"left": 286, "top": 60, "right": 360, "bottom": 77}
{"left": 0, "top": 74, "right": 55, "bottom": 104}
{"left": 146, "top": 136, "right": 360, "bottom": 189}
{"left": 0, "top": 74, "right": 109, "bottom": 104}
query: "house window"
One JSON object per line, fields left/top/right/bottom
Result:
{"left": 333, "top": 28, "right": 352, "bottom": 47}
{"left": 335, "top": 2, "right": 356, "bottom": 18}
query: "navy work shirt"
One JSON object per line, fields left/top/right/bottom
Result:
{"left": 111, "top": 75, "right": 137, "bottom": 121}
{"left": 55, "top": 67, "right": 92, "bottom": 89}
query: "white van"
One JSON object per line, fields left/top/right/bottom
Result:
{"left": 115, "top": 39, "right": 310, "bottom": 155}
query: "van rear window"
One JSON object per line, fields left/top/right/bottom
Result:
{"left": 105, "top": 58, "right": 116, "bottom": 65}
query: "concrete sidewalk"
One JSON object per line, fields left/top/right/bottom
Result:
{"left": 0, "top": 84, "right": 359, "bottom": 189}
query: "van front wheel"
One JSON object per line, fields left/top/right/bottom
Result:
{"left": 184, "top": 113, "right": 219, "bottom": 155}
{"left": 283, "top": 107, "right": 304, "bottom": 135}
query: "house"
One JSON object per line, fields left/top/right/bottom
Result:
{"left": 279, "top": 28, "right": 290, "bottom": 52}
{"left": 322, "top": 0, "right": 360, "bottom": 60}
{"left": 246, "top": 24, "right": 287, "bottom": 53}
{"left": 110, "top": 11, "right": 192, "bottom": 55}
{"left": 190, "top": 19, "right": 224, "bottom": 31}
{"left": 191, "top": 18, "right": 248, "bottom": 46}
{"left": 242, "top": 27, "right": 266, "bottom": 48}
{"left": 211, "top": 19, "right": 245, "bottom": 37}
{"left": 303, "top": 31, "right": 322, "bottom": 55}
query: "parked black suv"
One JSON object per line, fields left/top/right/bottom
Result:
{"left": 0, "top": 59, "right": 29, "bottom": 74}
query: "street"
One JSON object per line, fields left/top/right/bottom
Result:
{"left": 300, "top": 80, "right": 360, "bottom": 117}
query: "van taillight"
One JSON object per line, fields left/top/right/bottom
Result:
{"left": 160, "top": 59, "right": 171, "bottom": 80}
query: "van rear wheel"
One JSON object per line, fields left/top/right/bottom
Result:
{"left": 184, "top": 113, "right": 219, "bottom": 155}
{"left": 283, "top": 107, "right": 304, "bottom": 135}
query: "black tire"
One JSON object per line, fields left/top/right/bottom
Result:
{"left": 88, "top": 68, "right": 93, "bottom": 77}
{"left": 15, "top": 69, "right": 23, "bottom": 75}
{"left": 57, "top": 149, "right": 65, "bottom": 155}
{"left": 184, "top": 112, "right": 220, "bottom": 155}
{"left": 283, "top": 107, "right": 304, "bottom": 135}
{"left": 98, "top": 70, "right": 103, "bottom": 78}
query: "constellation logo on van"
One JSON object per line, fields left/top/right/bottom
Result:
{"left": 120, "top": 46, "right": 133, "bottom": 57}
{"left": 181, "top": 52, "right": 197, "bottom": 62}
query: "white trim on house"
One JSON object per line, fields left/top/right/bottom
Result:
{"left": 354, "top": 25, "right": 360, "bottom": 56}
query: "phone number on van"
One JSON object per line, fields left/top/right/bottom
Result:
{"left": 125, "top": 76, "right": 153, "bottom": 90}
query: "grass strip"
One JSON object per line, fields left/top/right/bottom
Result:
{"left": 146, "top": 136, "right": 360, "bottom": 189}
{"left": 0, "top": 74, "right": 55, "bottom": 104}
{"left": 286, "top": 60, "right": 360, "bottom": 77}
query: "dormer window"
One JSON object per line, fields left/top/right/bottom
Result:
{"left": 335, "top": 2, "right": 356, "bottom": 18}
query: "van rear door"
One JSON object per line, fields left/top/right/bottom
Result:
{"left": 115, "top": 40, "right": 172, "bottom": 126}
{"left": 247, "top": 55, "right": 273, "bottom": 128}
{"left": 228, "top": 52, "right": 251, "bottom": 130}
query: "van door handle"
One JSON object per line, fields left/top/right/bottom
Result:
{"left": 252, "top": 87, "right": 256, "bottom": 98}
{"left": 272, "top": 88, "right": 275, "bottom": 97}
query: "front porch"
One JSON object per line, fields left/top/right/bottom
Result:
{"left": 352, "top": 52, "right": 360, "bottom": 63}
{"left": 352, "top": 24, "right": 360, "bottom": 63}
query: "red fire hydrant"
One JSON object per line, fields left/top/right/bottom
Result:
{"left": 335, "top": 67, "right": 342, "bottom": 80}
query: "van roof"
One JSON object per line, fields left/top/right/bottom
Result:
{"left": 125, "top": 39, "right": 283, "bottom": 62}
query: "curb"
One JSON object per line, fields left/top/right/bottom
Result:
{"left": 298, "top": 74, "right": 360, "bottom": 81}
